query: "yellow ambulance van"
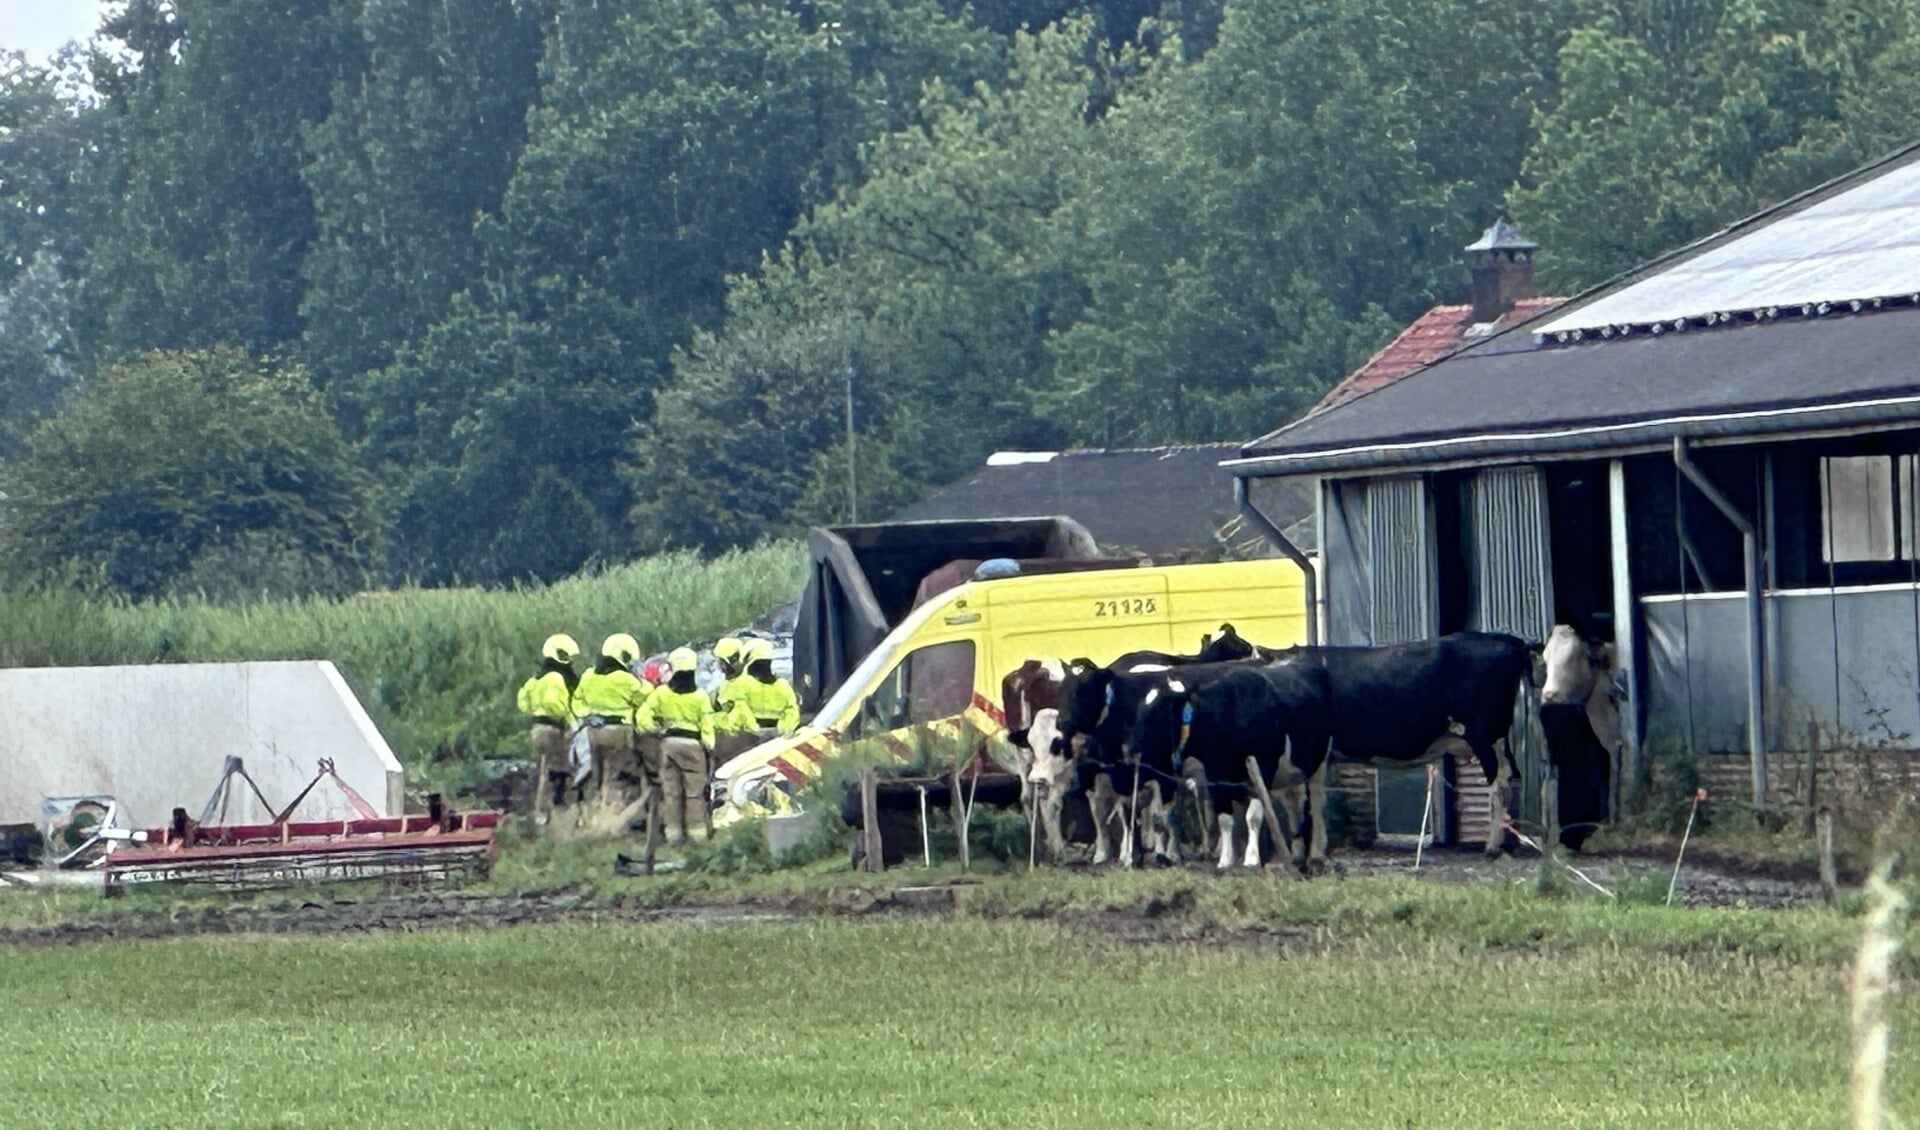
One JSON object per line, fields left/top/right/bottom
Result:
{"left": 714, "top": 556, "right": 1307, "bottom": 819}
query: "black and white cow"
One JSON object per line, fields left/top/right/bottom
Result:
{"left": 1278, "top": 631, "right": 1533, "bottom": 858}
{"left": 1537, "top": 624, "right": 1619, "bottom": 851}
{"left": 1021, "top": 663, "right": 1233, "bottom": 864}
{"left": 1127, "top": 661, "right": 1333, "bottom": 871}
{"left": 1012, "top": 627, "right": 1295, "bottom": 866}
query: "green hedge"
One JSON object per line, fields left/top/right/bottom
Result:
{"left": 0, "top": 543, "right": 804, "bottom": 788}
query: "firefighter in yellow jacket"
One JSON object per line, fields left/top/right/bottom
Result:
{"left": 731, "top": 638, "right": 800, "bottom": 737}
{"left": 710, "top": 637, "right": 758, "bottom": 762}
{"left": 636, "top": 647, "right": 716, "bottom": 844}
{"left": 574, "top": 633, "right": 653, "bottom": 816}
{"left": 515, "top": 634, "right": 581, "bottom": 814}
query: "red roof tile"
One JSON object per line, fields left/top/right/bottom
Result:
{"left": 1313, "top": 296, "right": 1564, "bottom": 413}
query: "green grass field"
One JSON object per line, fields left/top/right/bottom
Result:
{"left": 3, "top": 881, "right": 1905, "bottom": 1128}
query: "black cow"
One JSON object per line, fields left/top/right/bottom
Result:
{"left": 1278, "top": 631, "right": 1532, "bottom": 858}
{"left": 1128, "top": 661, "right": 1333, "bottom": 871}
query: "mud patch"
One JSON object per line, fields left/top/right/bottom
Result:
{"left": 0, "top": 885, "right": 804, "bottom": 949}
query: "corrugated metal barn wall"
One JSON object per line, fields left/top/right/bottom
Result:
{"left": 1323, "top": 478, "right": 1433, "bottom": 646}
{"left": 1323, "top": 477, "right": 1444, "bottom": 843}
{"left": 1467, "top": 467, "right": 1554, "bottom": 823}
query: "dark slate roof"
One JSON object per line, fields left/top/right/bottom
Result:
{"left": 1238, "top": 142, "right": 1920, "bottom": 477}
{"left": 1235, "top": 304, "right": 1920, "bottom": 475}
{"left": 893, "top": 444, "right": 1317, "bottom": 556}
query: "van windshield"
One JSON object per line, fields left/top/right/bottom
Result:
{"left": 811, "top": 640, "right": 901, "bottom": 729}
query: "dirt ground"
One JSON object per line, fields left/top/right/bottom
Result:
{"left": 0, "top": 840, "right": 1833, "bottom": 949}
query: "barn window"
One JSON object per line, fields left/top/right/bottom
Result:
{"left": 1820, "top": 455, "right": 1920, "bottom": 562}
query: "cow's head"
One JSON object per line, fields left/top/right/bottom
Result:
{"left": 1001, "top": 657, "right": 1066, "bottom": 729}
{"left": 1012, "top": 708, "right": 1074, "bottom": 789}
{"left": 1126, "top": 680, "right": 1191, "bottom": 770}
{"left": 1538, "top": 624, "right": 1614, "bottom": 707}
{"left": 1058, "top": 659, "right": 1113, "bottom": 744}
{"left": 1198, "top": 623, "right": 1254, "bottom": 663}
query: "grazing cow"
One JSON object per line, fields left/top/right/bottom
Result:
{"left": 1279, "top": 632, "right": 1532, "bottom": 857}
{"left": 1128, "top": 662, "right": 1333, "bottom": 871}
{"left": 1537, "top": 625, "right": 1619, "bottom": 850}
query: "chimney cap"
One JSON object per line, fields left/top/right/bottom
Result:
{"left": 1465, "top": 217, "right": 1538, "bottom": 254}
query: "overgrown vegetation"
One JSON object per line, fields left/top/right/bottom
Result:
{"left": 0, "top": 543, "right": 804, "bottom": 785}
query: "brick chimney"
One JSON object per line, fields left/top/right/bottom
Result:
{"left": 1465, "top": 218, "right": 1538, "bottom": 324}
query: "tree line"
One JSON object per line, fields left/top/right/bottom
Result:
{"left": 2, "top": 0, "right": 1917, "bottom": 597}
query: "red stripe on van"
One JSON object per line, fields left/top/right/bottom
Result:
{"left": 792, "top": 741, "right": 823, "bottom": 764}
{"left": 770, "top": 757, "right": 807, "bottom": 784}
{"left": 971, "top": 692, "right": 1006, "bottom": 726}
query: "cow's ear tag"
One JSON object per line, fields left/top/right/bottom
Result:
{"left": 1103, "top": 684, "right": 1114, "bottom": 705}
{"left": 1180, "top": 703, "right": 1194, "bottom": 725}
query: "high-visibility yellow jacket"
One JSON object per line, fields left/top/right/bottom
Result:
{"left": 714, "top": 672, "right": 759, "bottom": 734}
{"left": 732, "top": 675, "right": 800, "bottom": 736}
{"left": 516, "top": 670, "right": 577, "bottom": 726}
{"left": 575, "top": 667, "right": 651, "bottom": 726}
{"left": 638, "top": 686, "right": 716, "bottom": 750}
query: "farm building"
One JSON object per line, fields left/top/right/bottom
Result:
{"left": 1232, "top": 143, "right": 1920, "bottom": 845}
{"left": 894, "top": 444, "right": 1316, "bottom": 561}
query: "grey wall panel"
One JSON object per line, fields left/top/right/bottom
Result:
{"left": 1644, "top": 586, "right": 1920, "bottom": 755}
{"left": 1468, "top": 467, "right": 1553, "bottom": 823}
{"left": 1367, "top": 477, "right": 1432, "bottom": 645}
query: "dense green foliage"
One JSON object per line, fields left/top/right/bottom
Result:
{"left": 0, "top": 899, "right": 1895, "bottom": 1125}
{"left": 3, "top": 347, "right": 372, "bottom": 597}
{"left": 5, "top": 0, "right": 1920, "bottom": 588}
{"left": 0, "top": 542, "right": 803, "bottom": 774}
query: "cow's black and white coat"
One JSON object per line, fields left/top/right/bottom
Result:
{"left": 1128, "top": 661, "right": 1333, "bottom": 870}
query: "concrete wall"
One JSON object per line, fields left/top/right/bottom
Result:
{"left": 1, "top": 661, "right": 404, "bottom": 828}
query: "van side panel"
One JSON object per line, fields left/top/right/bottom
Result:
{"left": 1162, "top": 560, "right": 1308, "bottom": 652}
{"left": 978, "top": 560, "right": 1307, "bottom": 713}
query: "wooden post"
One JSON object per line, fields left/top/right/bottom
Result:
{"left": 1803, "top": 721, "right": 1819, "bottom": 837}
{"left": 1245, "top": 755, "right": 1292, "bottom": 867}
{"left": 860, "top": 768, "right": 884, "bottom": 874}
{"left": 1818, "top": 806, "right": 1838, "bottom": 903}
{"left": 640, "top": 783, "right": 662, "bottom": 876}
{"left": 949, "top": 766, "right": 971, "bottom": 875}
{"left": 1542, "top": 767, "right": 1560, "bottom": 853}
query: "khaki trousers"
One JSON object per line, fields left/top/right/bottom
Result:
{"left": 531, "top": 724, "right": 569, "bottom": 812}
{"left": 660, "top": 736, "right": 710, "bottom": 843}
{"left": 588, "top": 725, "right": 646, "bottom": 829}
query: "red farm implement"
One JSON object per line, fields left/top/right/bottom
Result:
{"left": 100, "top": 759, "right": 500, "bottom": 897}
